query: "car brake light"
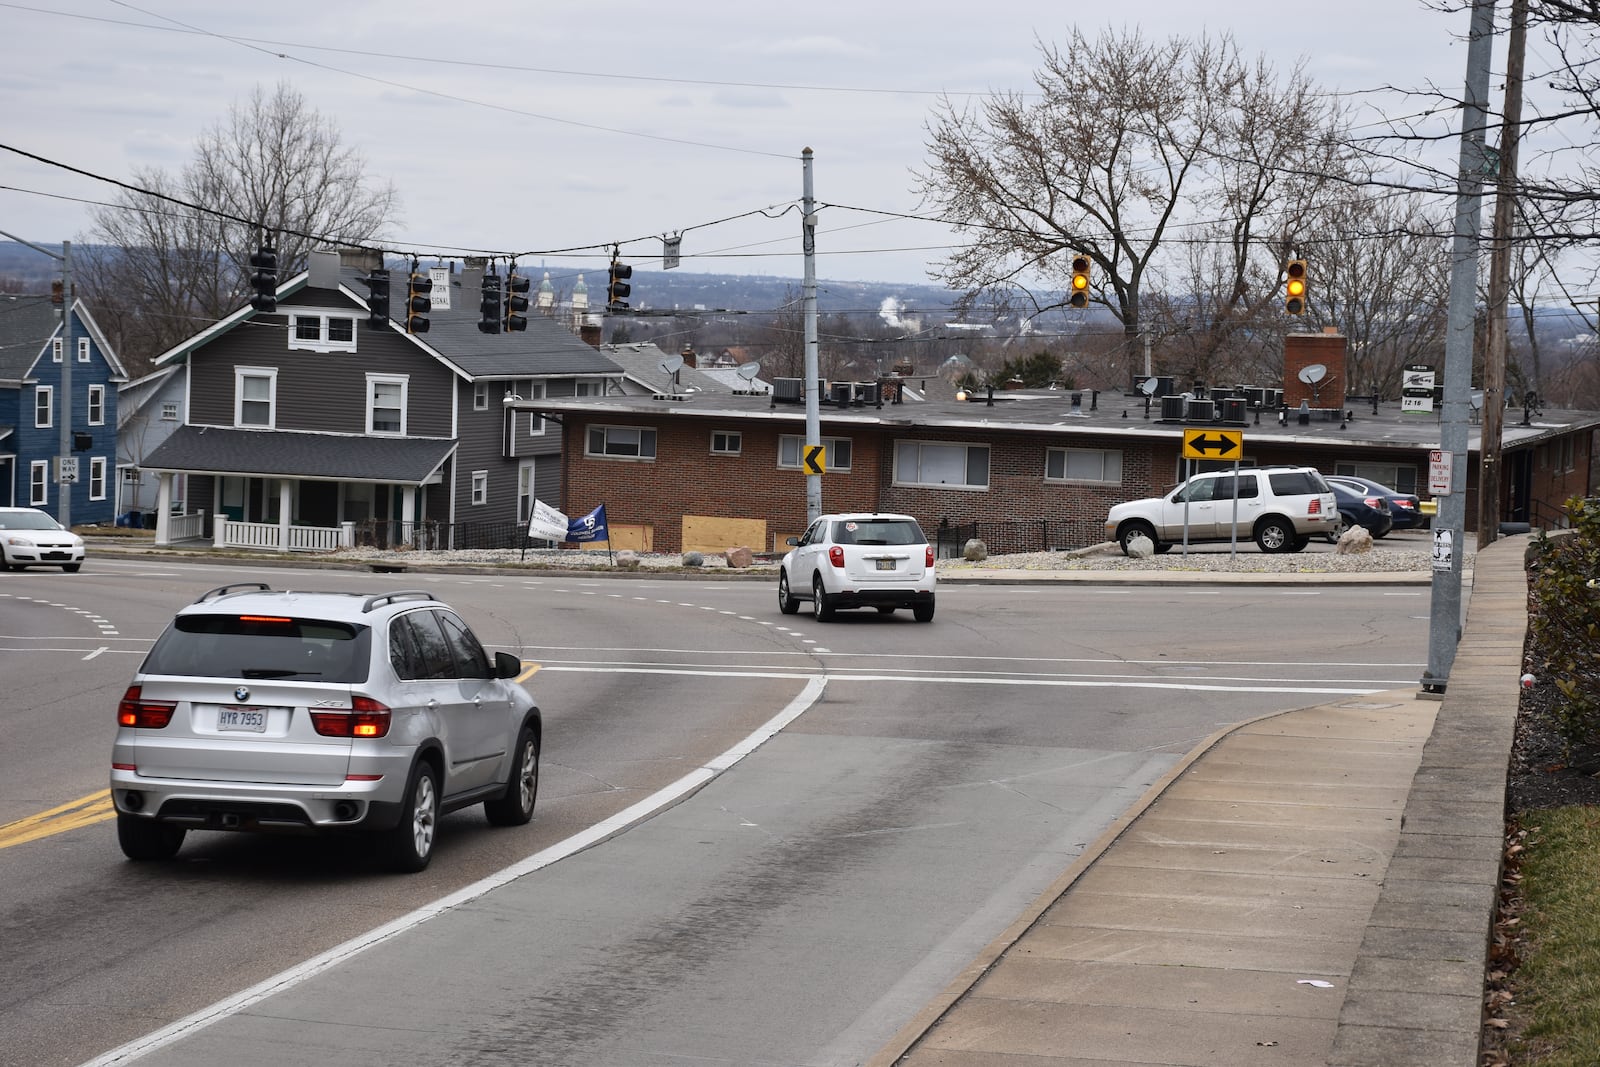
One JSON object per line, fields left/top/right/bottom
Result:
{"left": 828, "top": 546, "right": 845, "bottom": 568}
{"left": 925, "top": 545, "right": 935, "bottom": 567}
{"left": 117, "top": 685, "right": 176, "bottom": 728}
{"left": 1308, "top": 499, "right": 1322, "bottom": 515}
{"left": 311, "top": 696, "right": 392, "bottom": 738}
{"left": 1364, "top": 496, "right": 1382, "bottom": 509}
{"left": 1395, "top": 500, "right": 1416, "bottom": 509}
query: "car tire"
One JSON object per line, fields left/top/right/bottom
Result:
{"left": 484, "top": 726, "right": 539, "bottom": 827}
{"left": 1254, "top": 517, "right": 1295, "bottom": 553}
{"left": 811, "top": 576, "right": 835, "bottom": 621}
{"left": 1290, "top": 535, "right": 1311, "bottom": 553}
{"left": 777, "top": 572, "right": 800, "bottom": 614}
{"left": 1325, "top": 514, "right": 1352, "bottom": 543}
{"left": 1118, "top": 521, "right": 1158, "bottom": 557}
{"left": 62, "top": 563, "right": 82, "bottom": 573}
{"left": 117, "top": 813, "right": 185, "bottom": 861}
{"left": 912, "top": 599, "right": 935, "bottom": 623}
{"left": 383, "top": 760, "right": 439, "bottom": 873}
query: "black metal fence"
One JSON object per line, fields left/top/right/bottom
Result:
{"left": 353, "top": 519, "right": 541, "bottom": 551}
{"left": 933, "top": 519, "right": 1105, "bottom": 559}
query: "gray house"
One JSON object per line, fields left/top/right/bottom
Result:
{"left": 138, "top": 248, "right": 625, "bottom": 550}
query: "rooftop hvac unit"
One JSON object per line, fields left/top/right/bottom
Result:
{"left": 1187, "top": 398, "right": 1215, "bottom": 422}
{"left": 1222, "top": 397, "right": 1248, "bottom": 424}
{"left": 1160, "top": 395, "right": 1186, "bottom": 421}
{"left": 829, "top": 382, "right": 853, "bottom": 405}
{"left": 1243, "top": 386, "right": 1265, "bottom": 408}
{"left": 855, "top": 381, "right": 880, "bottom": 406}
{"left": 772, "top": 377, "right": 804, "bottom": 403}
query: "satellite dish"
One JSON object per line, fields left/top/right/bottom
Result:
{"left": 736, "top": 361, "right": 761, "bottom": 381}
{"left": 1139, "top": 377, "right": 1159, "bottom": 396}
{"left": 1297, "top": 363, "right": 1327, "bottom": 385}
{"left": 658, "top": 354, "right": 684, "bottom": 376}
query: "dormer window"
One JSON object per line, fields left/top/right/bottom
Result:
{"left": 288, "top": 313, "right": 358, "bottom": 353}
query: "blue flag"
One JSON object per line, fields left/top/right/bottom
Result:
{"left": 567, "top": 504, "right": 608, "bottom": 543}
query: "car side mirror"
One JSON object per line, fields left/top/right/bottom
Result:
{"left": 785, "top": 536, "right": 799, "bottom": 546}
{"left": 494, "top": 650, "right": 523, "bottom": 679}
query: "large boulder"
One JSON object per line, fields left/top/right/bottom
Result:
{"left": 1125, "top": 533, "right": 1155, "bottom": 559}
{"left": 963, "top": 538, "right": 989, "bottom": 562}
{"left": 615, "top": 549, "right": 641, "bottom": 571}
{"left": 1334, "top": 526, "right": 1374, "bottom": 555}
{"left": 682, "top": 550, "right": 705, "bottom": 567}
{"left": 726, "top": 545, "right": 754, "bottom": 568}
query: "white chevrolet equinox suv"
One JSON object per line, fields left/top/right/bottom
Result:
{"left": 110, "top": 584, "right": 541, "bottom": 872}
{"left": 1105, "top": 466, "right": 1338, "bottom": 555}
{"left": 779, "top": 512, "right": 936, "bottom": 622}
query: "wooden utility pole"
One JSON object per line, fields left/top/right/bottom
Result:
{"left": 1479, "top": 0, "right": 1528, "bottom": 548}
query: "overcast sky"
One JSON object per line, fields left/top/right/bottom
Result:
{"left": 2, "top": 1, "right": 1502, "bottom": 291}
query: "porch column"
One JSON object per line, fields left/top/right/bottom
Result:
{"left": 278, "top": 480, "right": 292, "bottom": 553}
{"left": 401, "top": 485, "right": 417, "bottom": 547}
{"left": 154, "top": 473, "right": 173, "bottom": 547}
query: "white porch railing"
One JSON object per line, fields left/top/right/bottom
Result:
{"left": 168, "top": 509, "right": 206, "bottom": 542}
{"left": 216, "top": 520, "right": 346, "bottom": 552}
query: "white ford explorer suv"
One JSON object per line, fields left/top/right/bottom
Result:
{"left": 1104, "top": 466, "right": 1338, "bottom": 555}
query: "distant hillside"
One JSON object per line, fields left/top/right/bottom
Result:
{"left": 621, "top": 269, "right": 962, "bottom": 315}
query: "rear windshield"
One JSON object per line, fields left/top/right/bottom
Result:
{"left": 830, "top": 519, "right": 926, "bottom": 546}
{"left": 1267, "top": 470, "right": 1331, "bottom": 496}
{"left": 142, "top": 614, "right": 371, "bottom": 683}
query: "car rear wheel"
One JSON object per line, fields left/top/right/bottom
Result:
{"left": 1118, "top": 521, "right": 1158, "bottom": 556}
{"left": 62, "top": 563, "right": 81, "bottom": 573}
{"left": 484, "top": 727, "right": 539, "bottom": 827}
{"left": 777, "top": 572, "right": 800, "bottom": 614}
{"left": 117, "top": 813, "right": 185, "bottom": 861}
{"left": 1254, "top": 518, "right": 1295, "bottom": 553}
{"left": 912, "top": 599, "right": 935, "bottom": 623}
{"left": 811, "top": 576, "right": 835, "bottom": 621}
{"left": 1325, "top": 514, "right": 1352, "bottom": 543}
{"left": 384, "top": 761, "right": 439, "bottom": 873}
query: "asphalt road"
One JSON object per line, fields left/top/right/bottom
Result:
{"left": 0, "top": 556, "right": 1432, "bottom": 1067}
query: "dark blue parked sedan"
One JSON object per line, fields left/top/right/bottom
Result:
{"left": 1327, "top": 480, "right": 1394, "bottom": 541}
{"left": 1328, "top": 475, "right": 1427, "bottom": 531}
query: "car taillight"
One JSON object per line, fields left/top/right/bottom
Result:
{"left": 1364, "top": 496, "right": 1383, "bottom": 509}
{"left": 117, "top": 685, "right": 176, "bottom": 729}
{"left": 1308, "top": 499, "right": 1322, "bottom": 514}
{"left": 828, "top": 546, "right": 845, "bottom": 568}
{"left": 925, "top": 545, "right": 935, "bottom": 567}
{"left": 311, "top": 696, "right": 392, "bottom": 738}
{"left": 1395, "top": 500, "right": 1416, "bottom": 510}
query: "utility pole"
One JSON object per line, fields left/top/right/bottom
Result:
{"left": 801, "top": 147, "right": 822, "bottom": 525}
{"left": 0, "top": 229, "right": 73, "bottom": 527}
{"left": 1478, "top": 0, "right": 1527, "bottom": 549}
{"left": 1423, "top": 0, "right": 1497, "bottom": 696}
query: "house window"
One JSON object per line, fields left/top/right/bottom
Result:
{"left": 1046, "top": 447, "right": 1122, "bottom": 484}
{"left": 78, "top": 337, "right": 90, "bottom": 362}
{"left": 778, "top": 434, "right": 852, "bottom": 471}
{"left": 30, "top": 461, "right": 49, "bottom": 505}
{"left": 88, "top": 385, "right": 105, "bottom": 426}
{"left": 287, "top": 314, "right": 358, "bottom": 353}
{"left": 712, "top": 430, "right": 742, "bottom": 455}
{"left": 471, "top": 470, "right": 488, "bottom": 506}
{"left": 894, "top": 440, "right": 990, "bottom": 489}
{"left": 518, "top": 463, "right": 535, "bottom": 523}
{"left": 587, "top": 425, "right": 656, "bottom": 459}
{"left": 235, "top": 367, "right": 277, "bottom": 428}
{"left": 474, "top": 382, "right": 488, "bottom": 411}
{"left": 89, "top": 457, "right": 107, "bottom": 500}
{"left": 161, "top": 402, "right": 179, "bottom": 421}
{"left": 366, "top": 374, "right": 407, "bottom": 435}
{"left": 1334, "top": 462, "right": 1418, "bottom": 495}
{"left": 35, "top": 385, "right": 53, "bottom": 428}
{"left": 52, "top": 338, "right": 62, "bottom": 363}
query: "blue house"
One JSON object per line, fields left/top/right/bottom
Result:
{"left": 0, "top": 294, "right": 128, "bottom": 524}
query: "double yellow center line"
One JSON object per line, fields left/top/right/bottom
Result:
{"left": 0, "top": 790, "right": 116, "bottom": 850}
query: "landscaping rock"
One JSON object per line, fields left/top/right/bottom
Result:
{"left": 682, "top": 551, "right": 704, "bottom": 567}
{"left": 963, "top": 539, "right": 989, "bottom": 562}
{"left": 726, "top": 545, "right": 754, "bottom": 568}
{"left": 1334, "top": 527, "right": 1374, "bottom": 554}
{"left": 1125, "top": 533, "right": 1155, "bottom": 559}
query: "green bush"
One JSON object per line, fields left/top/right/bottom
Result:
{"left": 1528, "top": 497, "right": 1600, "bottom": 750}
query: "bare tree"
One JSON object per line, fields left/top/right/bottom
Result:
{"left": 916, "top": 28, "right": 1355, "bottom": 345}
{"left": 79, "top": 82, "right": 398, "bottom": 373}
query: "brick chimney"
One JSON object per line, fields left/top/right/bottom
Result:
{"left": 579, "top": 317, "right": 603, "bottom": 348}
{"left": 1282, "top": 328, "right": 1346, "bottom": 409}
{"left": 680, "top": 344, "right": 697, "bottom": 369}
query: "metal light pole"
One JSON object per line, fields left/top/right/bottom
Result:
{"left": 801, "top": 147, "right": 822, "bottom": 524}
{"left": 0, "top": 228, "right": 73, "bottom": 526}
{"left": 1423, "top": 0, "right": 1497, "bottom": 695}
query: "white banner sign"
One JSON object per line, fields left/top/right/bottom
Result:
{"left": 527, "top": 499, "right": 568, "bottom": 542}
{"left": 429, "top": 266, "right": 451, "bottom": 310}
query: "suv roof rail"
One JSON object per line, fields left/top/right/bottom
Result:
{"left": 362, "top": 590, "right": 438, "bottom": 613}
{"left": 193, "top": 582, "right": 271, "bottom": 604}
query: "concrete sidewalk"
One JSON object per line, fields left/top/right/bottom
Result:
{"left": 870, "top": 535, "right": 1528, "bottom": 1067}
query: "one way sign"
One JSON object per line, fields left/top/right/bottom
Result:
{"left": 1182, "top": 428, "right": 1244, "bottom": 461}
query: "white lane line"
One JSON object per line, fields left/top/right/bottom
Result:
{"left": 79, "top": 674, "right": 829, "bottom": 1067}
{"left": 82, "top": 647, "right": 109, "bottom": 660}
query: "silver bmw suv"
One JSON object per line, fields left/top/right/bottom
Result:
{"left": 110, "top": 584, "right": 541, "bottom": 872}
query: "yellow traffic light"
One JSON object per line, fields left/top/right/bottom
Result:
{"left": 1285, "top": 259, "right": 1307, "bottom": 315}
{"left": 1069, "top": 253, "right": 1090, "bottom": 309}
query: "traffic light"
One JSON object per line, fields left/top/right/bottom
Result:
{"left": 607, "top": 257, "right": 632, "bottom": 312}
{"left": 1069, "top": 253, "right": 1090, "bottom": 309}
{"left": 405, "top": 263, "right": 431, "bottom": 334}
{"left": 362, "top": 268, "right": 391, "bottom": 330}
{"left": 1285, "top": 259, "right": 1308, "bottom": 315}
{"left": 478, "top": 268, "right": 502, "bottom": 334}
{"left": 249, "top": 244, "right": 278, "bottom": 313}
{"left": 504, "top": 264, "right": 529, "bottom": 332}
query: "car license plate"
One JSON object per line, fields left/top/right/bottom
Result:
{"left": 218, "top": 707, "right": 267, "bottom": 732}
{"left": 875, "top": 558, "right": 896, "bottom": 571}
